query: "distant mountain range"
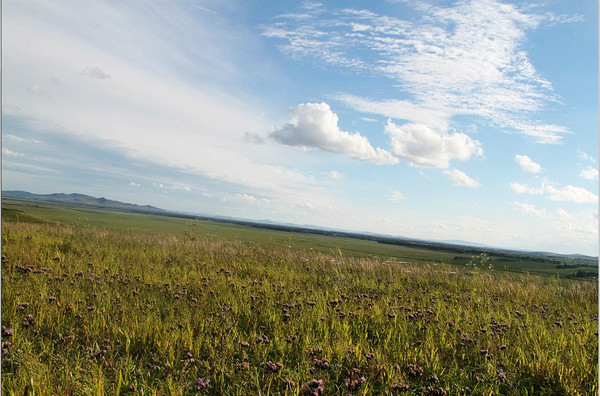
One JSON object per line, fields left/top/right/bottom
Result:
{"left": 2, "top": 190, "right": 167, "bottom": 215}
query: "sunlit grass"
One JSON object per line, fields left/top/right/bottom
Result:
{"left": 2, "top": 221, "right": 597, "bottom": 394}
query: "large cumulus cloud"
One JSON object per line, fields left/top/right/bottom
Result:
{"left": 270, "top": 102, "right": 398, "bottom": 165}
{"left": 385, "top": 121, "right": 483, "bottom": 168}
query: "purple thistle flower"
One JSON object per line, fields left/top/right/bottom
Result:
{"left": 1, "top": 326, "right": 14, "bottom": 337}
{"left": 195, "top": 377, "right": 210, "bottom": 390}
{"left": 313, "top": 358, "right": 329, "bottom": 369}
{"left": 301, "top": 379, "right": 324, "bottom": 396}
{"left": 267, "top": 361, "right": 284, "bottom": 372}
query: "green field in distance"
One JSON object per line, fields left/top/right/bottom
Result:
{"left": 2, "top": 198, "right": 597, "bottom": 279}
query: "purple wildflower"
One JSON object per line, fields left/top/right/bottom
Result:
{"left": 346, "top": 376, "right": 366, "bottom": 391}
{"left": 266, "top": 361, "right": 283, "bottom": 372}
{"left": 195, "top": 377, "right": 210, "bottom": 390}
{"left": 301, "top": 379, "right": 324, "bottom": 396}
{"left": 1, "top": 326, "right": 14, "bottom": 337}
{"left": 313, "top": 358, "right": 329, "bottom": 369}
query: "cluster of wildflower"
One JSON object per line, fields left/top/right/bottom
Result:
{"left": 300, "top": 379, "right": 324, "bottom": 395}
{"left": 345, "top": 368, "right": 366, "bottom": 391}
{"left": 266, "top": 361, "right": 283, "bottom": 372}
{"left": 255, "top": 334, "right": 270, "bottom": 344}
{"left": 2, "top": 326, "right": 14, "bottom": 338}
{"left": 195, "top": 377, "right": 210, "bottom": 390}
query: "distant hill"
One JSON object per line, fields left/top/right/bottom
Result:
{"left": 2, "top": 191, "right": 167, "bottom": 215}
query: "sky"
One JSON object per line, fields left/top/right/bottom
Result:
{"left": 2, "top": 0, "right": 598, "bottom": 256}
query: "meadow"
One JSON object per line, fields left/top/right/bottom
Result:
{"left": 1, "top": 202, "right": 598, "bottom": 394}
{"left": 2, "top": 199, "right": 596, "bottom": 279}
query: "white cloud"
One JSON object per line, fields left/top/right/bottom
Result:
{"left": 152, "top": 182, "right": 191, "bottom": 192}
{"left": 385, "top": 121, "right": 483, "bottom": 168}
{"left": 237, "top": 193, "right": 258, "bottom": 202}
{"left": 512, "top": 182, "right": 598, "bottom": 203}
{"left": 543, "top": 12, "right": 585, "bottom": 26}
{"left": 81, "top": 67, "right": 111, "bottom": 79}
{"left": 327, "top": 170, "right": 344, "bottom": 180}
{"left": 389, "top": 190, "right": 405, "bottom": 202}
{"left": 296, "top": 201, "right": 315, "bottom": 209}
{"left": 28, "top": 84, "right": 43, "bottom": 93}
{"left": 2, "top": 104, "right": 22, "bottom": 115}
{"left": 2, "top": 147, "right": 24, "bottom": 157}
{"left": 129, "top": 182, "right": 141, "bottom": 187}
{"left": 443, "top": 169, "right": 481, "bottom": 187}
{"left": 337, "top": 95, "right": 450, "bottom": 132}
{"left": 578, "top": 151, "right": 595, "bottom": 163}
{"left": 243, "top": 132, "right": 265, "bottom": 144}
{"left": 545, "top": 185, "right": 598, "bottom": 204}
{"left": 3, "top": 0, "right": 326, "bottom": 206}
{"left": 3, "top": 134, "right": 42, "bottom": 144}
{"left": 513, "top": 201, "right": 548, "bottom": 218}
{"left": 270, "top": 102, "right": 398, "bottom": 165}
{"left": 515, "top": 154, "right": 542, "bottom": 173}
{"left": 514, "top": 202, "right": 598, "bottom": 244}
{"left": 265, "top": 0, "right": 567, "bottom": 143}
{"left": 175, "top": 185, "right": 192, "bottom": 192}
{"left": 223, "top": 193, "right": 270, "bottom": 205}
{"left": 27, "top": 84, "right": 51, "bottom": 99}
{"left": 510, "top": 182, "right": 544, "bottom": 195}
{"left": 580, "top": 166, "right": 598, "bottom": 180}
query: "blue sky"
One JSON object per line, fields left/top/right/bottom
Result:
{"left": 2, "top": 0, "right": 598, "bottom": 255}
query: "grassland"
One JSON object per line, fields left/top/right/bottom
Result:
{"left": 2, "top": 199, "right": 597, "bottom": 279}
{"left": 1, "top": 202, "right": 598, "bottom": 394}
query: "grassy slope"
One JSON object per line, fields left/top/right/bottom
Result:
{"left": 1, "top": 199, "right": 597, "bottom": 278}
{"left": 1, "top": 219, "right": 597, "bottom": 395}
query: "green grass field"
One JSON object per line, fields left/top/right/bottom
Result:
{"left": 2, "top": 199, "right": 597, "bottom": 279}
{"left": 1, "top": 201, "right": 598, "bottom": 394}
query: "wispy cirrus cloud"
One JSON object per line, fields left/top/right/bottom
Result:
{"left": 152, "top": 182, "right": 191, "bottom": 192}
{"left": 511, "top": 181, "right": 598, "bottom": 203}
{"left": 2, "top": 147, "right": 25, "bottom": 157}
{"left": 443, "top": 169, "right": 481, "bottom": 187}
{"left": 578, "top": 151, "right": 595, "bottom": 163}
{"left": 263, "top": 0, "right": 570, "bottom": 143}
